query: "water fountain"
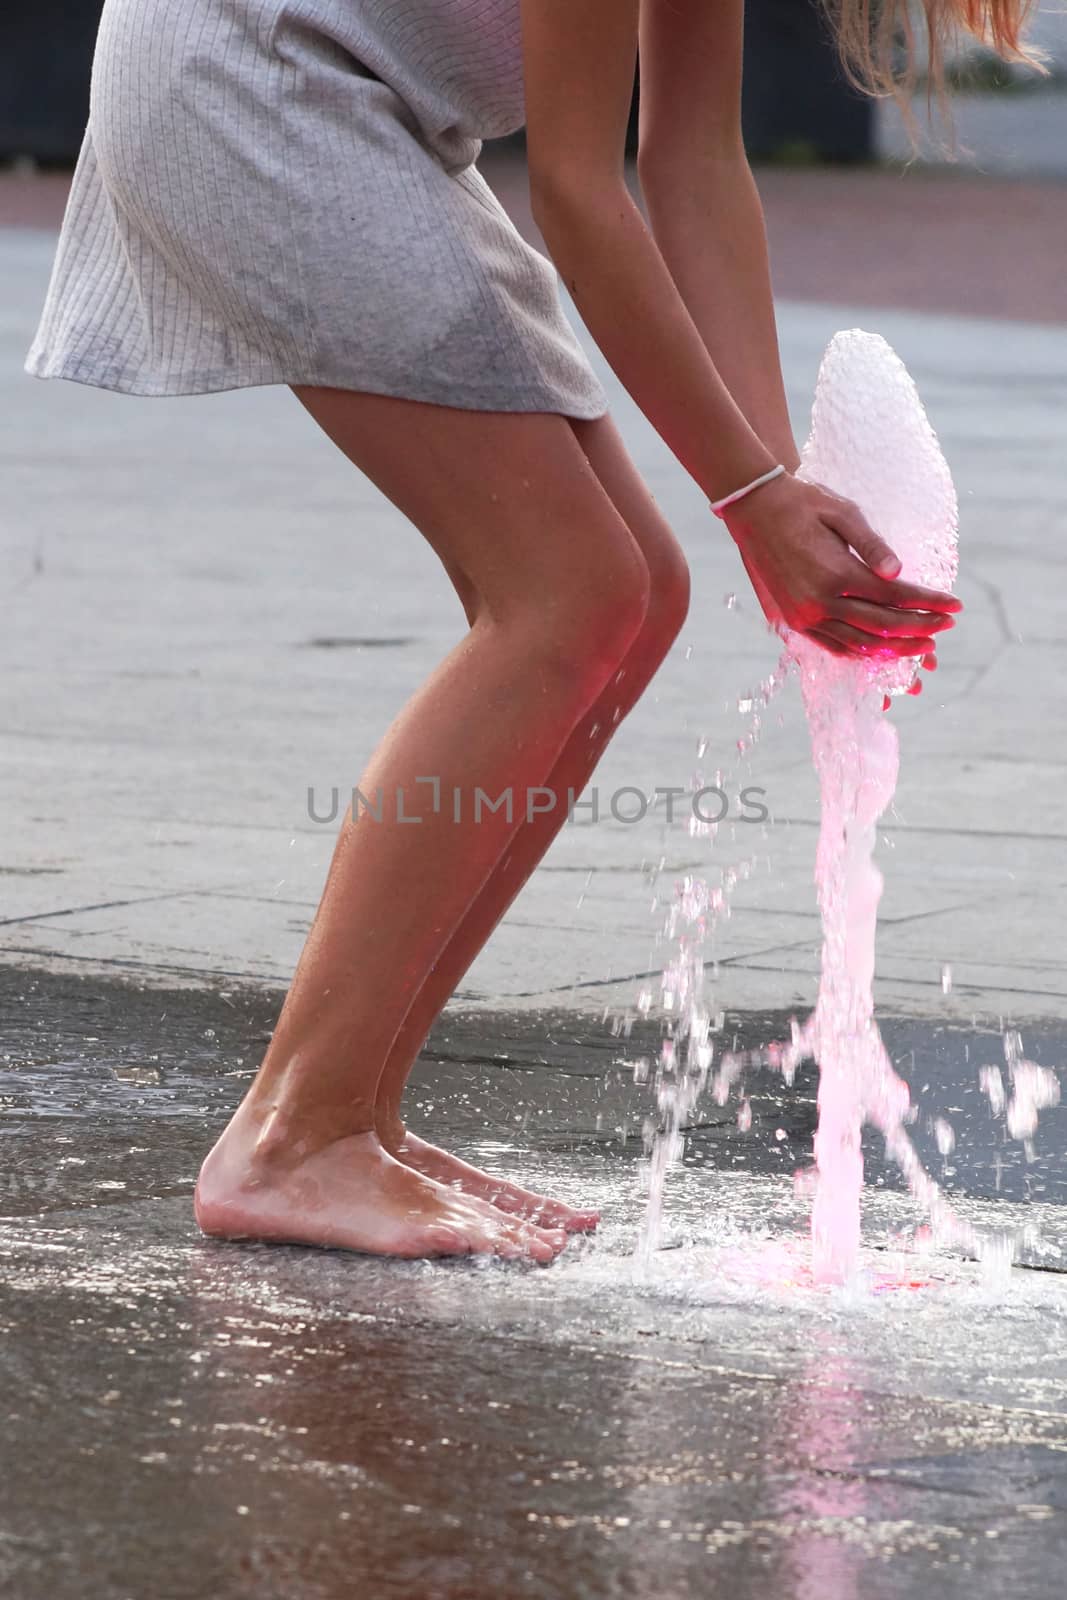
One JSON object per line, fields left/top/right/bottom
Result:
{"left": 778, "top": 329, "right": 962, "bottom": 1282}
{"left": 637, "top": 329, "right": 1044, "bottom": 1283}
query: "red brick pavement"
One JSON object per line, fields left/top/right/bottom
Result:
{"left": 5, "top": 154, "right": 1064, "bottom": 325}
{"left": 479, "top": 152, "right": 1067, "bottom": 327}
{"left": 752, "top": 165, "right": 1067, "bottom": 325}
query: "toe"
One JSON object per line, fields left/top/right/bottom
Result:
{"left": 533, "top": 1224, "right": 568, "bottom": 1259}
{"left": 490, "top": 1233, "right": 527, "bottom": 1261}
{"left": 527, "top": 1232, "right": 564, "bottom": 1264}
{"left": 566, "top": 1208, "right": 600, "bottom": 1233}
{"left": 484, "top": 1185, "right": 598, "bottom": 1233}
{"left": 499, "top": 1216, "right": 567, "bottom": 1263}
{"left": 423, "top": 1224, "right": 475, "bottom": 1257}
{"left": 452, "top": 1216, "right": 525, "bottom": 1261}
{"left": 533, "top": 1200, "right": 599, "bottom": 1232}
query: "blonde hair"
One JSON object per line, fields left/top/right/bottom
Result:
{"left": 816, "top": 0, "right": 1052, "bottom": 154}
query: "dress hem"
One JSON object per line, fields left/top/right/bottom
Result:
{"left": 22, "top": 353, "right": 611, "bottom": 419}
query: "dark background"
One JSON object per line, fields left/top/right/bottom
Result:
{"left": 1, "top": 0, "right": 874, "bottom": 169}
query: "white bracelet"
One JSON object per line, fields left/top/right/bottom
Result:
{"left": 709, "top": 463, "right": 786, "bottom": 518}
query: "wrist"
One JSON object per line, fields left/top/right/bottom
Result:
{"left": 710, "top": 462, "right": 790, "bottom": 519}
{"left": 758, "top": 436, "right": 801, "bottom": 476}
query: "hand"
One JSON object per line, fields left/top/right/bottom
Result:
{"left": 720, "top": 471, "right": 961, "bottom": 680}
{"left": 881, "top": 649, "right": 937, "bottom": 712}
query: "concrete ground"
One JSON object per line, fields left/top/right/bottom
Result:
{"left": 3, "top": 151, "right": 1067, "bottom": 1596}
{"left": 3, "top": 156, "right": 1067, "bottom": 1022}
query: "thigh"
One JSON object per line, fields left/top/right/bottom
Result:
{"left": 289, "top": 385, "right": 648, "bottom": 623}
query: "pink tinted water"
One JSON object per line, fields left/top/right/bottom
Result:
{"left": 782, "top": 330, "right": 960, "bottom": 1279}
{"left": 638, "top": 331, "right": 980, "bottom": 1279}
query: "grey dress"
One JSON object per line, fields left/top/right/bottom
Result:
{"left": 23, "top": 0, "right": 610, "bottom": 417}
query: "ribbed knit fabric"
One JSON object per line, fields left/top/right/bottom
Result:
{"left": 23, "top": 0, "right": 610, "bottom": 417}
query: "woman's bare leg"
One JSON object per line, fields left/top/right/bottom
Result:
{"left": 194, "top": 390, "right": 654, "bottom": 1262}
{"left": 373, "top": 413, "right": 691, "bottom": 1226}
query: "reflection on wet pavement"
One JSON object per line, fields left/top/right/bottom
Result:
{"left": 2, "top": 969, "right": 1066, "bottom": 1598}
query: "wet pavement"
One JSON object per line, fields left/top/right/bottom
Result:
{"left": 3, "top": 969, "right": 1067, "bottom": 1599}
{"left": 5, "top": 111, "right": 1067, "bottom": 1600}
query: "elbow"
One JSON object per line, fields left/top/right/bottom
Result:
{"left": 527, "top": 174, "right": 574, "bottom": 235}
{"left": 529, "top": 175, "right": 587, "bottom": 238}
{"left": 636, "top": 130, "right": 749, "bottom": 195}
{"left": 528, "top": 170, "right": 629, "bottom": 237}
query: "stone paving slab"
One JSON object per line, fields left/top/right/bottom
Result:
{"left": 4, "top": 214, "right": 1067, "bottom": 1020}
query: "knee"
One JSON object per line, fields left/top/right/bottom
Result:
{"left": 592, "top": 547, "right": 654, "bottom": 662}
{"left": 622, "top": 541, "right": 690, "bottom": 674}
{"left": 591, "top": 544, "right": 689, "bottom": 729}
{"left": 525, "top": 547, "right": 651, "bottom": 707}
{"left": 645, "top": 544, "right": 691, "bottom": 649}
{"left": 576, "top": 546, "right": 652, "bottom": 679}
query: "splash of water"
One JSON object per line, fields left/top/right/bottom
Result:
{"left": 633, "top": 665, "right": 786, "bottom": 1265}
{"left": 638, "top": 331, "right": 1000, "bottom": 1281}
{"left": 781, "top": 330, "right": 962, "bottom": 1280}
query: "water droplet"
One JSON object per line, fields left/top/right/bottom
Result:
{"left": 979, "top": 1065, "right": 1005, "bottom": 1116}
{"left": 933, "top": 1117, "right": 955, "bottom": 1156}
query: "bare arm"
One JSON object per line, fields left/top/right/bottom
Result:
{"left": 521, "top": 0, "right": 776, "bottom": 504}
{"left": 520, "top": 0, "right": 961, "bottom": 660}
{"left": 636, "top": 0, "right": 800, "bottom": 471}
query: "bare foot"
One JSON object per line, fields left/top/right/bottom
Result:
{"left": 382, "top": 1127, "right": 600, "bottom": 1233}
{"left": 194, "top": 1123, "right": 568, "bottom": 1264}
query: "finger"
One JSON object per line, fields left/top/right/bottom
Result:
{"left": 857, "top": 577, "right": 962, "bottom": 615}
{"left": 831, "top": 599, "right": 956, "bottom": 639}
{"left": 886, "top": 679, "right": 924, "bottom": 707}
{"left": 805, "top": 626, "right": 851, "bottom": 658}
{"left": 822, "top": 502, "right": 902, "bottom": 580}
{"left": 818, "top": 620, "right": 939, "bottom": 658}
{"left": 906, "top": 650, "right": 935, "bottom": 695}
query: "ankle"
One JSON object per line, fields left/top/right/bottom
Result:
{"left": 227, "top": 1094, "right": 378, "bottom": 1172}
{"left": 375, "top": 1112, "right": 407, "bottom": 1154}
